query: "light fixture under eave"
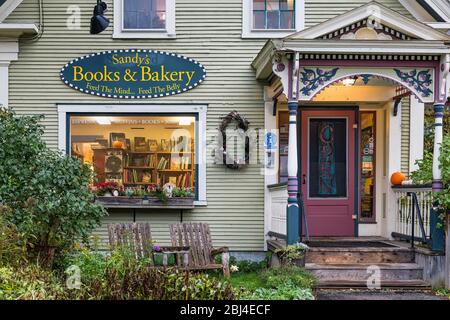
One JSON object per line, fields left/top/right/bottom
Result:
{"left": 90, "top": 0, "right": 110, "bottom": 35}
{"left": 342, "top": 77, "right": 357, "bottom": 87}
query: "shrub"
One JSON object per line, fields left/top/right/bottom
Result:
{"left": 65, "top": 246, "right": 240, "bottom": 300}
{"left": 244, "top": 282, "right": 314, "bottom": 300}
{"left": 410, "top": 151, "right": 433, "bottom": 184}
{"left": 0, "top": 264, "right": 66, "bottom": 300}
{"left": 260, "top": 265, "right": 316, "bottom": 289}
{"left": 0, "top": 108, "right": 107, "bottom": 266}
{"left": 0, "top": 205, "right": 27, "bottom": 267}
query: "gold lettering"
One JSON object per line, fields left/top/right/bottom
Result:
{"left": 73, "top": 66, "right": 84, "bottom": 81}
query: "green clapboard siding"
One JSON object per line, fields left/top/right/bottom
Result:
{"left": 6, "top": 0, "right": 412, "bottom": 251}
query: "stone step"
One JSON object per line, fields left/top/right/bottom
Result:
{"left": 306, "top": 247, "right": 415, "bottom": 264}
{"left": 306, "top": 263, "right": 424, "bottom": 282}
{"left": 316, "top": 279, "right": 431, "bottom": 289}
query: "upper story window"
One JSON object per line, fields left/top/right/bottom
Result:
{"left": 242, "top": 0, "right": 304, "bottom": 38}
{"left": 253, "top": 0, "right": 295, "bottom": 30}
{"left": 123, "top": 0, "right": 166, "bottom": 30}
{"left": 113, "top": 0, "right": 176, "bottom": 39}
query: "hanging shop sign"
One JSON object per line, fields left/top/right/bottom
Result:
{"left": 60, "top": 49, "right": 206, "bottom": 99}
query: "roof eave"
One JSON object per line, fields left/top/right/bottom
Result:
{"left": 0, "top": 23, "right": 39, "bottom": 38}
{"left": 251, "top": 39, "right": 285, "bottom": 81}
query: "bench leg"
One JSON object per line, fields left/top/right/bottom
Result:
{"left": 222, "top": 252, "right": 230, "bottom": 278}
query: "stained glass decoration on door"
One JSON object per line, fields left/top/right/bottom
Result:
{"left": 309, "top": 119, "right": 347, "bottom": 198}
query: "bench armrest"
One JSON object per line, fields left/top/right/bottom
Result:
{"left": 211, "top": 247, "right": 229, "bottom": 257}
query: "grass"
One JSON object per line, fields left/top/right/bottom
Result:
{"left": 434, "top": 288, "right": 450, "bottom": 299}
{"left": 212, "top": 265, "right": 317, "bottom": 300}
{"left": 225, "top": 272, "right": 266, "bottom": 291}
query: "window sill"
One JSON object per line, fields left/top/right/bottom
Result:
{"left": 113, "top": 32, "right": 176, "bottom": 39}
{"left": 241, "top": 29, "right": 297, "bottom": 39}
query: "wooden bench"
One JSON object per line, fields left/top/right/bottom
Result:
{"left": 107, "top": 223, "right": 190, "bottom": 268}
{"left": 170, "top": 223, "right": 230, "bottom": 277}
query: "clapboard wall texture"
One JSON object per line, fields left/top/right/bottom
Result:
{"left": 6, "top": 0, "right": 413, "bottom": 251}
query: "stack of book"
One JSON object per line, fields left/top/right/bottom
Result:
{"left": 157, "top": 156, "right": 169, "bottom": 170}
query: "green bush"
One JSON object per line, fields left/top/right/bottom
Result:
{"left": 64, "top": 246, "right": 239, "bottom": 300}
{"left": 244, "top": 282, "right": 314, "bottom": 300}
{"left": 410, "top": 151, "right": 433, "bottom": 184}
{"left": 0, "top": 205, "right": 27, "bottom": 267}
{"left": 260, "top": 265, "right": 316, "bottom": 289}
{"left": 0, "top": 264, "right": 65, "bottom": 300}
{"left": 0, "top": 108, "right": 107, "bottom": 266}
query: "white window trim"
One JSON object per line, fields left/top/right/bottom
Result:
{"left": 242, "top": 0, "right": 305, "bottom": 38}
{"left": 113, "top": 0, "right": 176, "bottom": 39}
{"left": 57, "top": 104, "right": 207, "bottom": 206}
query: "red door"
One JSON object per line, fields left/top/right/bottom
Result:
{"left": 300, "top": 110, "right": 356, "bottom": 236}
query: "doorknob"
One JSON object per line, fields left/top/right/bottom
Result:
{"left": 302, "top": 174, "right": 306, "bottom": 185}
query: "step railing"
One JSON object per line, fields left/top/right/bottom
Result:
{"left": 392, "top": 185, "right": 432, "bottom": 247}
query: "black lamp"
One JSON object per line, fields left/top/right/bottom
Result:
{"left": 90, "top": 1, "right": 109, "bottom": 34}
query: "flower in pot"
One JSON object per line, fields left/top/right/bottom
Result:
{"left": 95, "top": 181, "right": 121, "bottom": 197}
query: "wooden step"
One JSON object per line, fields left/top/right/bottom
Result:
{"left": 306, "top": 263, "right": 424, "bottom": 282}
{"left": 306, "top": 247, "right": 415, "bottom": 264}
{"left": 316, "top": 279, "right": 431, "bottom": 289}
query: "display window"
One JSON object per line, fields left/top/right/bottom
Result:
{"left": 69, "top": 114, "right": 197, "bottom": 197}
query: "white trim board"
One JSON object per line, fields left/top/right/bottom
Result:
{"left": 285, "top": 1, "right": 449, "bottom": 41}
{"left": 0, "top": 0, "right": 23, "bottom": 22}
{"left": 57, "top": 104, "right": 207, "bottom": 205}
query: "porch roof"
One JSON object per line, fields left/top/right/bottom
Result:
{"left": 252, "top": 1, "right": 450, "bottom": 82}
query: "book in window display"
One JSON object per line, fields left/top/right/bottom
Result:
{"left": 109, "top": 133, "right": 126, "bottom": 148}
{"left": 148, "top": 139, "right": 158, "bottom": 152}
{"left": 134, "top": 137, "right": 147, "bottom": 152}
{"left": 160, "top": 139, "right": 170, "bottom": 152}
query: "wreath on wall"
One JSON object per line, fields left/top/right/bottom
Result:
{"left": 217, "top": 111, "right": 250, "bottom": 170}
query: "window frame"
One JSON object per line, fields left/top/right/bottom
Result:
{"left": 57, "top": 104, "right": 207, "bottom": 205}
{"left": 113, "top": 0, "right": 176, "bottom": 39}
{"left": 242, "top": 0, "right": 304, "bottom": 38}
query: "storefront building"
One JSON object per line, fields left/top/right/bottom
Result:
{"left": 0, "top": 0, "right": 449, "bottom": 265}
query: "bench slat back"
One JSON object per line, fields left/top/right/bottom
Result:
{"left": 108, "top": 223, "right": 153, "bottom": 262}
{"left": 170, "top": 223, "right": 213, "bottom": 267}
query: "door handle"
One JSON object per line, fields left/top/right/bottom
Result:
{"left": 302, "top": 174, "right": 307, "bottom": 185}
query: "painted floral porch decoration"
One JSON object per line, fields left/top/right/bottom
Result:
{"left": 393, "top": 69, "right": 433, "bottom": 98}
{"left": 300, "top": 68, "right": 339, "bottom": 96}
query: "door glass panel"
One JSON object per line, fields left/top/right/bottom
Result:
{"left": 360, "top": 112, "right": 376, "bottom": 221}
{"left": 309, "top": 119, "right": 347, "bottom": 198}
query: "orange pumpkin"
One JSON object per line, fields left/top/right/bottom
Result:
{"left": 112, "top": 140, "right": 123, "bottom": 149}
{"left": 390, "top": 171, "right": 406, "bottom": 186}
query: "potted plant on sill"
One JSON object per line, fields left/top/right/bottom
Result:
{"left": 94, "top": 183, "right": 194, "bottom": 207}
{"left": 275, "top": 242, "right": 310, "bottom": 267}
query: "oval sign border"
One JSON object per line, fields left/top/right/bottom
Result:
{"left": 59, "top": 49, "right": 206, "bottom": 99}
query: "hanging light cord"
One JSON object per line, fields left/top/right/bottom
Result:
{"left": 22, "top": 0, "right": 44, "bottom": 42}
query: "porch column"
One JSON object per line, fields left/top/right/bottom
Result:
{"left": 286, "top": 101, "right": 299, "bottom": 245}
{"left": 432, "top": 103, "right": 445, "bottom": 192}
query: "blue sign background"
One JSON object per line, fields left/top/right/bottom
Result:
{"left": 60, "top": 49, "right": 206, "bottom": 99}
